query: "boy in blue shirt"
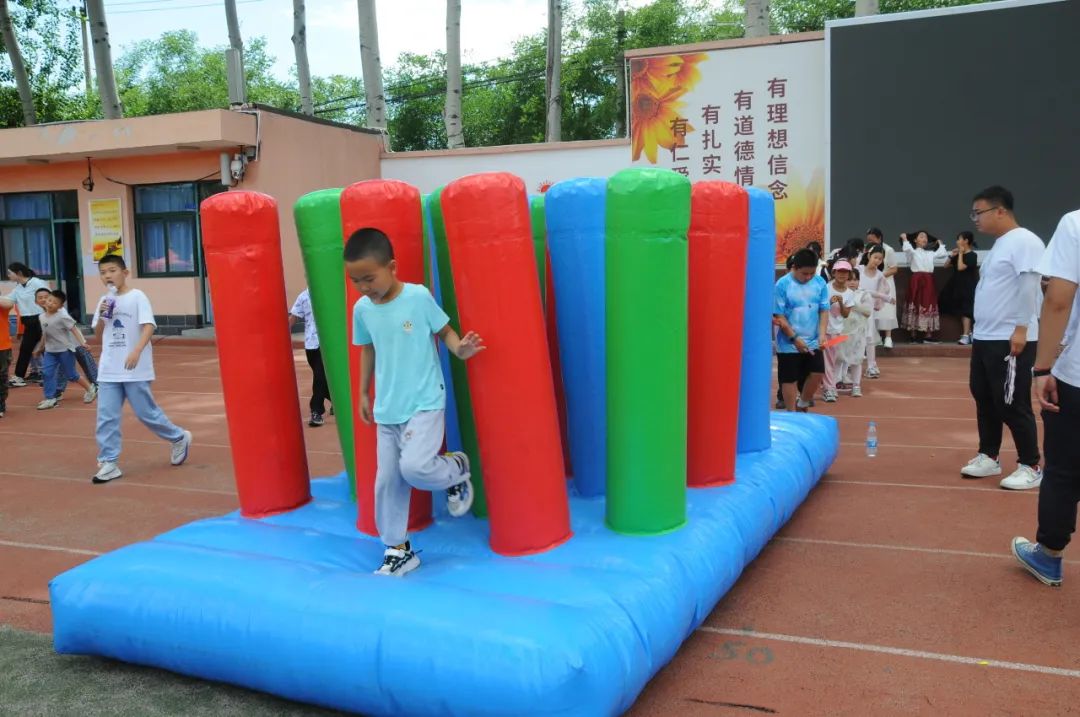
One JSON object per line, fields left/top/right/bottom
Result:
{"left": 345, "top": 227, "right": 485, "bottom": 577}
{"left": 774, "top": 248, "right": 830, "bottom": 411}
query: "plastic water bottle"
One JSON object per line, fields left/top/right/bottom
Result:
{"left": 102, "top": 285, "right": 118, "bottom": 319}
{"left": 866, "top": 421, "right": 878, "bottom": 458}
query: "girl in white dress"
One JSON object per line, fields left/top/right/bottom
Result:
{"left": 859, "top": 246, "right": 895, "bottom": 378}
{"left": 839, "top": 268, "right": 893, "bottom": 396}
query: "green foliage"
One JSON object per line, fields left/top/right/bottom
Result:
{"left": 115, "top": 32, "right": 295, "bottom": 117}
{"left": 0, "top": 0, "right": 84, "bottom": 127}
{"left": 771, "top": 0, "right": 992, "bottom": 33}
{"left": 0, "top": 0, "right": 999, "bottom": 145}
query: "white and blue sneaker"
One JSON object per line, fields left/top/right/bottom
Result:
{"left": 374, "top": 543, "right": 420, "bottom": 577}
{"left": 170, "top": 430, "right": 193, "bottom": 466}
{"left": 445, "top": 451, "right": 474, "bottom": 518}
{"left": 1000, "top": 464, "right": 1042, "bottom": 491}
{"left": 1011, "top": 537, "right": 1062, "bottom": 587}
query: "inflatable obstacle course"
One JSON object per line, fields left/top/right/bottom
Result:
{"left": 50, "top": 169, "right": 838, "bottom": 717}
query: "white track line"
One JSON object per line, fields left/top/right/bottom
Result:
{"left": 0, "top": 538, "right": 102, "bottom": 557}
{"left": 839, "top": 441, "right": 1022, "bottom": 451}
{"left": 0, "top": 431, "right": 343, "bottom": 456}
{"left": 697, "top": 627, "right": 1080, "bottom": 679}
{"left": 0, "top": 470, "right": 236, "bottom": 496}
{"left": 773, "top": 536, "right": 1078, "bottom": 564}
{"left": 821, "top": 479, "right": 1032, "bottom": 494}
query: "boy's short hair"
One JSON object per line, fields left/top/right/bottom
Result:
{"left": 50, "top": 289, "right": 67, "bottom": 303}
{"left": 99, "top": 254, "right": 127, "bottom": 270}
{"left": 343, "top": 227, "right": 394, "bottom": 265}
{"left": 866, "top": 227, "right": 883, "bottom": 240}
{"left": 972, "top": 185, "right": 1014, "bottom": 211}
{"left": 34, "top": 287, "right": 51, "bottom": 296}
{"left": 791, "top": 248, "right": 818, "bottom": 270}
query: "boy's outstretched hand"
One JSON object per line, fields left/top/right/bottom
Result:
{"left": 454, "top": 331, "right": 486, "bottom": 360}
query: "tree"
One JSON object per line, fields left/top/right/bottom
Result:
{"left": 744, "top": 0, "right": 771, "bottom": 37}
{"left": 84, "top": 0, "right": 121, "bottom": 118}
{"left": 0, "top": 0, "right": 84, "bottom": 127}
{"left": 855, "top": 0, "right": 880, "bottom": 15}
{"left": 0, "top": 0, "right": 35, "bottom": 125}
{"left": 292, "top": 0, "right": 313, "bottom": 115}
{"left": 545, "top": 0, "right": 562, "bottom": 141}
{"left": 444, "top": 0, "right": 464, "bottom": 148}
{"left": 357, "top": 0, "right": 386, "bottom": 130}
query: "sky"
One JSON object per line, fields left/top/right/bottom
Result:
{"left": 83, "top": 0, "right": 662, "bottom": 81}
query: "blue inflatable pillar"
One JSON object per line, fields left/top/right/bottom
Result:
{"left": 545, "top": 178, "right": 607, "bottom": 497}
{"left": 737, "top": 188, "right": 776, "bottom": 454}
{"left": 422, "top": 193, "right": 463, "bottom": 456}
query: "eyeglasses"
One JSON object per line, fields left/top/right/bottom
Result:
{"left": 969, "top": 206, "right": 1000, "bottom": 221}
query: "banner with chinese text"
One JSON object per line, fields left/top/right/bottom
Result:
{"left": 629, "top": 40, "right": 825, "bottom": 262}
{"left": 89, "top": 198, "right": 124, "bottom": 263}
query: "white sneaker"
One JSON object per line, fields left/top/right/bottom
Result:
{"left": 958, "top": 335, "right": 972, "bottom": 346}
{"left": 851, "top": 386, "right": 863, "bottom": 397}
{"left": 866, "top": 366, "right": 881, "bottom": 379}
{"left": 960, "top": 453, "right": 1002, "bottom": 478}
{"left": 7, "top": 376, "right": 27, "bottom": 387}
{"left": 1000, "top": 465, "right": 1042, "bottom": 491}
{"left": 170, "top": 430, "right": 193, "bottom": 466}
{"left": 374, "top": 545, "right": 420, "bottom": 577}
{"left": 883, "top": 336, "right": 894, "bottom": 349}
{"left": 445, "top": 452, "right": 474, "bottom": 518}
{"left": 83, "top": 384, "right": 98, "bottom": 404}
{"left": 92, "top": 461, "right": 123, "bottom": 484}
{"left": 36, "top": 398, "right": 59, "bottom": 410}
{"left": 823, "top": 389, "right": 838, "bottom": 403}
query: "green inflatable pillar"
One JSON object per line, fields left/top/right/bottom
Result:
{"left": 429, "top": 187, "right": 490, "bottom": 517}
{"left": 293, "top": 188, "right": 357, "bottom": 499}
{"left": 605, "top": 169, "right": 690, "bottom": 534}
{"left": 529, "top": 194, "right": 547, "bottom": 305}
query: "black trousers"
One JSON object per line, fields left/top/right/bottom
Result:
{"left": 969, "top": 339, "right": 1040, "bottom": 467}
{"left": 305, "top": 347, "right": 330, "bottom": 414}
{"left": 776, "top": 362, "right": 809, "bottom": 402}
{"left": 14, "top": 315, "right": 41, "bottom": 378}
{"left": 1037, "top": 379, "right": 1080, "bottom": 551}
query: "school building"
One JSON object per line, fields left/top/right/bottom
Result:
{"left": 0, "top": 106, "right": 381, "bottom": 330}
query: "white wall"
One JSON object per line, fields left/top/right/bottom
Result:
{"left": 380, "top": 139, "right": 631, "bottom": 194}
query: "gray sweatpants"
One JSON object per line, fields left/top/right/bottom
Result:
{"left": 376, "top": 409, "right": 464, "bottom": 546}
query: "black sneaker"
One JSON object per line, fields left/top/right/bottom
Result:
{"left": 308, "top": 412, "right": 324, "bottom": 427}
{"left": 374, "top": 543, "right": 420, "bottom": 577}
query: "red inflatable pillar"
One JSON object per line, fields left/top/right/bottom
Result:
{"left": 441, "top": 173, "right": 572, "bottom": 556}
{"left": 340, "top": 179, "right": 433, "bottom": 536}
{"left": 200, "top": 191, "right": 311, "bottom": 517}
{"left": 688, "top": 181, "right": 749, "bottom": 487}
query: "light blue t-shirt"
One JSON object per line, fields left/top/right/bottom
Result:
{"left": 352, "top": 283, "right": 451, "bottom": 425}
{"left": 773, "top": 273, "right": 829, "bottom": 353}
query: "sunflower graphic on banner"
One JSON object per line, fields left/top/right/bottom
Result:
{"left": 629, "top": 39, "right": 826, "bottom": 263}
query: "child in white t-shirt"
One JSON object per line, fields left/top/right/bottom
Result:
{"left": 90, "top": 254, "right": 191, "bottom": 484}
{"left": 822, "top": 260, "right": 855, "bottom": 403}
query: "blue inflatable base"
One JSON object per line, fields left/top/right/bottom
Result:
{"left": 50, "top": 413, "right": 837, "bottom": 717}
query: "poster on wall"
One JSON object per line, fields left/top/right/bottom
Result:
{"left": 89, "top": 198, "right": 123, "bottom": 263}
{"left": 629, "top": 39, "right": 825, "bottom": 262}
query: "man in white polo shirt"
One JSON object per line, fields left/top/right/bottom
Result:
{"left": 1011, "top": 209, "right": 1080, "bottom": 587}
{"left": 961, "top": 186, "right": 1044, "bottom": 489}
